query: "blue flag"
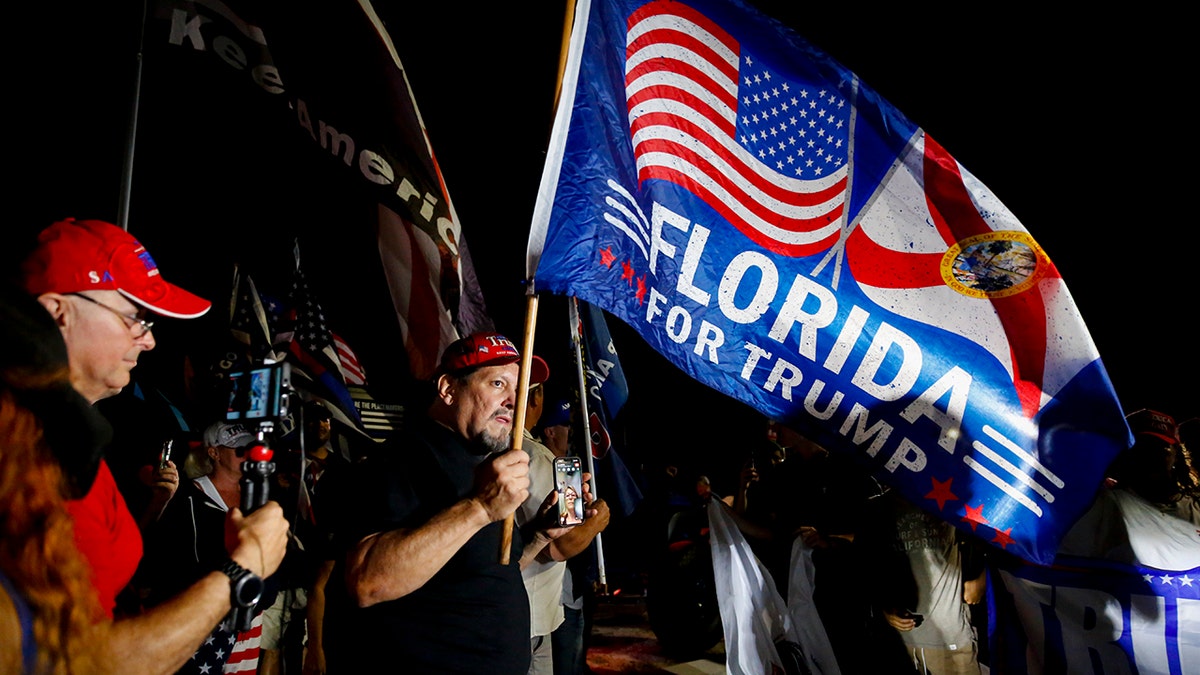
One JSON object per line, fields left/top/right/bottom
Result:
{"left": 570, "top": 297, "right": 644, "bottom": 519}
{"left": 526, "top": 0, "right": 1131, "bottom": 564}
{"left": 576, "top": 299, "right": 630, "bottom": 417}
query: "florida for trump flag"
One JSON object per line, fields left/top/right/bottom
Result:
{"left": 526, "top": 0, "right": 1131, "bottom": 564}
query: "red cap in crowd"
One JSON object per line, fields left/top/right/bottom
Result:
{"left": 439, "top": 332, "right": 521, "bottom": 374}
{"left": 1126, "top": 409, "right": 1180, "bottom": 445}
{"left": 21, "top": 218, "right": 211, "bottom": 319}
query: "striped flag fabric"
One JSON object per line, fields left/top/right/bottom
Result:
{"left": 527, "top": 0, "right": 1131, "bottom": 565}
{"left": 378, "top": 206, "right": 466, "bottom": 381}
{"left": 625, "top": 1, "right": 847, "bottom": 257}
{"left": 222, "top": 617, "right": 262, "bottom": 674}
{"left": 179, "top": 612, "right": 262, "bottom": 675}
{"left": 332, "top": 331, "right": 367, "bottom": 386}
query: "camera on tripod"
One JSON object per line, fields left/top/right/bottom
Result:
{"left": 219, "top": 359, "right": 293, "bottom": 631}
{"left": 224, "top": 359, "right": 292, "bottom": 429}
{"left": 220, "top": 359, "right": 293, "bottom": 509}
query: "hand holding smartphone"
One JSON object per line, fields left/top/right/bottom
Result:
{"left": 158, "top": 440, "right": 174, "bottom": 470}
{"left": 553, "top": 456, "right": 585, "bottom": 527}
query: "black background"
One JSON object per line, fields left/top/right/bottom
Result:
{"left": 9, "top": 2, "right": 1196, "bottom": 501}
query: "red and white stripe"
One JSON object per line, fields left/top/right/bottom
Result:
{"left": 846, "top": 133, "right": 1100, "bottom": 418}
{"left": 378, "top": 205, "right": 460, "bottom": 381}
{"left": 624, "top": 0, "right": 846, "bottom": 257}
{"left": 222, "top": 612, "right": 262, "bottom": 674}
{"left": 332, "top": 332, "right": 367, "bottom": 385}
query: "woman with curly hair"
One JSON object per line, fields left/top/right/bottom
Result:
{"left": 1, "top": 284, "right": 114, "bottom": 674}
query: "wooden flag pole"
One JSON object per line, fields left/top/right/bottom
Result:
{"left": 499, "top": 290, "right": 540, "bottom": 564}
{"left": 502, "top": 0, "right": 573, "bottom": 562}
{"left": 552, "top": 0, "right": 578, "bottom": 111}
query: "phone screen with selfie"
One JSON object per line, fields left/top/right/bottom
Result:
{"left": 553, "top": 456, "right": 585, "bottom": 527}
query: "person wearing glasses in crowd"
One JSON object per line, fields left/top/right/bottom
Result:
{"left": 15, "top": 218, "right": 289, "bottom": 674}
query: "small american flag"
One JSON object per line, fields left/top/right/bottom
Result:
{"left": 290, "top": 266, "right": 342, "bottom": 382}
{"left": 625, "top": 0, "right": 848, "bottom": 257}
{"left": 285, "top": 244, "right": 365, "bottom": 430}
{"left": 229, "top": 270, "right": 292, "bottom": 362}
{"left": 181, "top": 612, "right": 262, "bottom": 674}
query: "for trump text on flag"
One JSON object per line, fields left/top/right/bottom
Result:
{"left": 527, "top": 0, "right": 1131, "bottom": 564}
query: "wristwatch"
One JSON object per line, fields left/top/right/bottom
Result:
{"left": 219, "top": 559, "right": 264, "bottom": 608}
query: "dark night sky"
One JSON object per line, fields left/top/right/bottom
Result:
{"left": 10, "top": 2, "right": 1196, "bottom": 494}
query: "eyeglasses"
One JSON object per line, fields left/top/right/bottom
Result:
{"left": 68, "top": 292, "right": 154, "bottom": 338}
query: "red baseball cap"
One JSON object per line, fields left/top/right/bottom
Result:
{"left": 1126, "top": 409, "right": 1180, "bottom": 445}
{"left": 530, "top": 355, "right": 550, "bottom": 386}
{"left": 21, "top": 218, "right": 211, "bottom": 319}
{"left": 439, "top": 332, "right": 521, "bottom": 374}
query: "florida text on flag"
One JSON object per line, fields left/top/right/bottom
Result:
{"left": 526, "top": 0, "right": 1131, "bottom": 564}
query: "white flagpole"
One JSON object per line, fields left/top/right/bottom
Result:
{"left": 569, "top": 296, "right": 606, "bottom": 589}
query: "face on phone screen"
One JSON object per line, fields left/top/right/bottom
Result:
{"left": 554, "top": 457, "right": 584, "bottom": 527}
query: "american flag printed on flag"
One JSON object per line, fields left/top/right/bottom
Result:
{"left": 625, "top": 1, "right": 848, "bottom": 258}
{"left": 527, "top": 0, "right": 1132, "bottom": 565}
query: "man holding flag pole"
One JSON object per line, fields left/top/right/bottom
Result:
{"left": 322, "top": 330, "right": 599, "bottom": 673}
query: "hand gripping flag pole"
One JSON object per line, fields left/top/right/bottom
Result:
{"left": 499, "top": 286, "right": 540, "bottom": 564}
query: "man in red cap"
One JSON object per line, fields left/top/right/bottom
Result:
{"left": 323, "top": 332, "right": 592, "bottom": 674}
{"left": 22, "top": 218, "right": 211, "bottom": 403}
{"left": 18, "top": 218, "right": 290, "bottom": 674}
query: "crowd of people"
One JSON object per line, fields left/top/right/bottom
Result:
{"left": 703, "top": 409, "right": 1200, "bottom": 674}
{"left": 1, "top": 216, "right": 1196, "bottom": 675}
{"left": 0, "top": 218, "right": 614, "bottom": 674}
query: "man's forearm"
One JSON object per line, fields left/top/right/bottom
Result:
{"left": 519, "top": 532, "right": 552, "bottom": 570}
{"left": 345, "top": 497, "right": 491, "bottom": 607}
{"left": 98, "top": 571, "right": 232, "bottom": 674}
{"left": 548, "top": 518, "right": 604, "bottom": 561}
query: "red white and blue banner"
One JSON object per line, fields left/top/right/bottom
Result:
{"left": 526, "top": 0, "right": 1131, "bottom": 564}
{"left": 989, "top": 489, "right": 1200, "bottom": 673}
{"left": 992, "top": 558, "right": 1200, "bottom": 674}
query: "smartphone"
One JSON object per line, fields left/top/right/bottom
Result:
{"left": 158, "top": 440, "right": 174, "bottom": 470}
{"left": 553, "top": 456, "right": 585, "bottom": 527}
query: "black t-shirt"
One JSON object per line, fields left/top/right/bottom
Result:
{"left": 323, "top": 416, "right": 530, "bottom": 674}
